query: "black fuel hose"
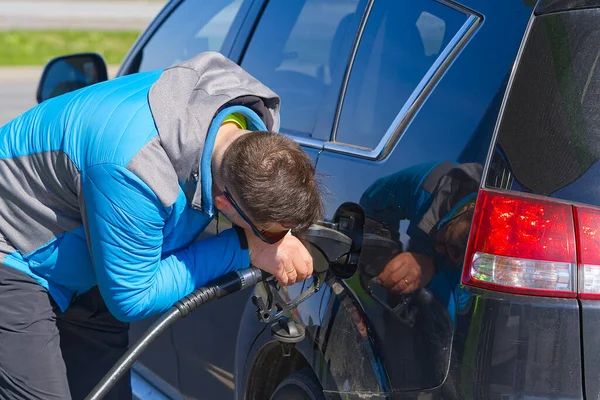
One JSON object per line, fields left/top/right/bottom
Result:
{"left": 85, "top": 267, "right": 266, "bottom": 400}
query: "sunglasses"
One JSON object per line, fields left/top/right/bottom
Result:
{"left": 223, "top": 187, "right": 289, "bottom": 244}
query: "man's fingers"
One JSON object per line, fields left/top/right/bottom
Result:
{"left": 389, "top": 262, "right": 421, "bottom": 294}
{"left": 276, "top": 262, "right": 289, "bottom": 286}
{"left": 285, "top": 237, "right": 312, "bottom": 282}
{"left": 391, "top": 279, "right": 416, "bottom": 295}
{"left": 265, "top": 236, "right": 316, "bottom": 286}
{"left": 382, "top": 264, "right": 410, "bottom": 291}
{"left": 285, "top": 264, "right": 298, "bottom": 285}
{"left": 297, "top": 254, "right": 312, "bottom": 280}
{"left": 298, "top": 241, "right": 313, "bottom": 275}
{"left": 294, "top": 247, "right": 312, "bottom": 281}
{"left": 377, "top": 256, "right": 404, "bottom": 287}
{"left": 300, "top": 245, "right": 312, "bottom": 265}
{"left": 282, "top": 241, "right": 299, "bottom": 286}
{"left": 284, "top": 247, "right": 301, "bottom": 285}
{"left": 389, "top": 268, "right": 414, "bottom": 293}
{"left": 376, "top": 262, "right": 397, "bottom": 284}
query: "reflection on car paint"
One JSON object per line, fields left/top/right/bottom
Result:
{"left": 295, "top": 161, "right": 483, "bottom": 395}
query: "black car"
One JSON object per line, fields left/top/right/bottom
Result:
{"left": 36, "top": 0, "right": 600, "bottom": 398}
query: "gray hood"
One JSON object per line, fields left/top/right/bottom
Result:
{"left": 147, "top": 51, "right": 280, "bottom": 194}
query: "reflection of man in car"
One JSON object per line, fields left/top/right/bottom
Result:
{"left": 359, "top": 161, "right": 482, "bottom": 297}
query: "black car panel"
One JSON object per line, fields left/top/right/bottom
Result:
{"left": 451, "top": 288, "right": 583, "bottom": 399}
{"left": 581, "top": 300, "right": 600, "bottom": 399}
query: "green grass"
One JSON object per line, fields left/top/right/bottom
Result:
{"left": 0, "top": 30, "right": 141, "bottom": 66}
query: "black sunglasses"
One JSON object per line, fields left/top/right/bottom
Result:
{"left": 223, "top": 187, "right": 289, "bottom": 244}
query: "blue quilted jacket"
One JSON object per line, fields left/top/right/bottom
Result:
{"left": 0, "top": 52, "right": 280, "bottom": 321}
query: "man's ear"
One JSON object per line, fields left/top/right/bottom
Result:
{"left": 214, "top": 193, "right": 232, "bottom": 212}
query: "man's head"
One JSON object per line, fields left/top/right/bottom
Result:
{"left": 214, "top": 131, "right": 323, "bottom": 243}
{"left": 435, "top": 202, "right": 475, "bottom": 266}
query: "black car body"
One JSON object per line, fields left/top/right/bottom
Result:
{"left": 36, "top": 0, "right": 600, "bottom": 398}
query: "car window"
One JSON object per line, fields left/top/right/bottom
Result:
{"left": 241, "top": 0, "right": 362, "bottom": 138}
{"left": 335, "top": 1, "right": 469, "bottom": 149}
{"left": 136, "top": 0, "right": 245, "bottom": 72}
{"left": 486, "top": 11, "right": 600, "bottom": 207}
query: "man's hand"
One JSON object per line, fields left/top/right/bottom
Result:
{"left": 247, "top": 232, "right": 313, "bottom": 286}
{"left": 376, "top": 252, "right": 435, "bottom": 295}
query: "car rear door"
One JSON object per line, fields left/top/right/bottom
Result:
{"left": 310, "top": 0, "right": 533, "bottom": 395}
{"left": 481, "top": 2, "right": 600, "bottom": 398}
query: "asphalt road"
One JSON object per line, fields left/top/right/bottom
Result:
{"left": 0, "top": 82, "right": 36, "bottom": 125}
{"left": 0, "top": 66, "right": 119, "bottom": 126}
{"left": 0, "top": 68, "right": 39, "bottom": 126}
{"left": 0, "top": 0, "right": 164, "bottom": 30}
{"left": 0, "top": 0, "right": 164, "bottom": 124}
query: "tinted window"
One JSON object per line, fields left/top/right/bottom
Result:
{"left": 241, "top": 0, "right": 362, "bottom": 137}
{"left": 486, "top": 10, "right": 600, "bottom": 207}
{"left": 535, "top": 0, "right": 598, "bottom": 15}
{"left": 335, "top": 1, "right": 468, "bottom": 149}
{"left": 136, "top": 0, "right": 245, "bottom": 72}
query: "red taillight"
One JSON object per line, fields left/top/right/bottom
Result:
{"left": 463, "top": 189, "right": 578, "bottom": 298}
{"left": 575, "top": 207, "right": 600, "bottom": 299}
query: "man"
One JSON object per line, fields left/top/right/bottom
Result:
{"left": 359, "top": 161, "right": 481, "bottom": 299}
{"left": 0, "top": 52, "right": 322, "bottom": 399}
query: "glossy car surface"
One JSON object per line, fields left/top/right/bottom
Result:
{"left": 40, "top": 0, "right": 600, "bottom": 398}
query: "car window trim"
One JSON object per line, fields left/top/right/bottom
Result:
{"left": 285, "top": 135, "right": 324, "bottom": 150}
{"left": 325, "top": 1, "right": 482, "bottom": 161}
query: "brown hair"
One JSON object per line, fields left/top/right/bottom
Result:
{"left": 221, "top": 131, "right": 324, "bottom": 229}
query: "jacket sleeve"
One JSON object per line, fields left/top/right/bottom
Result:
{"left": 359, "top": 162, "right": 441, "bottom": 234}
{"left": 81, "top": 163, "right": 249, "bottom": 322}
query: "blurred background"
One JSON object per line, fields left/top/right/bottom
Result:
{"left": 0, "top": 0, "right": 165, "bottom": 125}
